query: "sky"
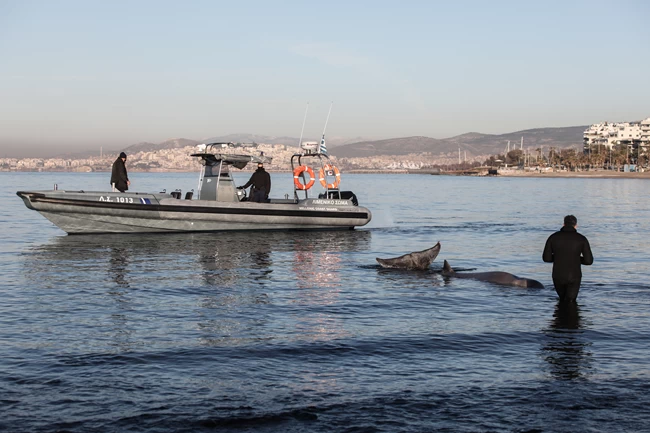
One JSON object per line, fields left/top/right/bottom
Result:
{"left": 1, "top": 0, "right": 649, "bottom": 157}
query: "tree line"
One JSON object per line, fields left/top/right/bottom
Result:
{"left": 484, "top": 143, "right": 648, "bottom": 171}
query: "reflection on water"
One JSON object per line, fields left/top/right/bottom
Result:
{"left": 109, "top": 247, "right": 130, "bottom": 288}
{"left": 542, "top": 301, "right": 591, "bottom": 380}
{"left": 292, "top": 237, "right": 342, "bottom": 290}
{"left": 23, "top": 230, "right": 372, "bottom": 349}
{"left": 107, "top": 248, "right": 136, "bottom": 351}
{"left": 290, "top": 242, "right": 347, "bottom": 342}
{"left": 25, "top": 231, "right": 371, "bottom": 300}
{"left": 198, "top": 238, "right": 274, "bottom": 287}
{"left": 28, "top": 230, "right": 370, "bottom": 273}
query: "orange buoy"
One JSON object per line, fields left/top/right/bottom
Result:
{"left": 318, "top": 164, "right": 341, "bottom": 189}
{"left": 293, "top": 165, "right": 315, "bottom": 190}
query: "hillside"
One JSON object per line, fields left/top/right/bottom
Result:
{"left": 199, "top": 134, "right": 365, "bottom": 147}
{"left": 327, "top": 136, "right": 446, "bottom": 158}
{"left": 49, "top": 126, "right": 588, "bottom": 160}
{"left": 330, "top": 126, "right": 587, "bottom": 158}
{"left": 124, "top": 138, "right": 201, "bottom": 153}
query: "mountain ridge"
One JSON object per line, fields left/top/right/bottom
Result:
{"left": 330, "top": 126, "right": 587, "bottom": 158}
{"left": 21, "top": 125, "right": 587, "bottom": 159}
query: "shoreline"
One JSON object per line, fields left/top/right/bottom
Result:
{"left": 3, "top": 168, "right": 650, "bottom": 179}
{"left": 494, "top": 170, "right": 650, "bottom": 179}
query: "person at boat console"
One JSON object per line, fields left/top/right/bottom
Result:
{"left": 110, "top": 152, "right": 130, "bottom": 193}
{"left": 238, "top": 162, "right": 271, "bottom": 202}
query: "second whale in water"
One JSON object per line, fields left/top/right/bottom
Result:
{"left": 442, "top": 259, "right": 545, "bottom": 289}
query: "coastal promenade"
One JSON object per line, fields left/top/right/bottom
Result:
{"left": 496, "top": 169, "right": 650, "bottom": 179}
{"left": 0, "top": 143, "right": 472, "bottom": 174}
{"left": 2, "top": 143, "right": 648, "bottom": 178}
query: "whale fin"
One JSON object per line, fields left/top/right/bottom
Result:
{"left": 442, "top": 260, "right": 455, "bottom": 276}
{"left": 376, "top": 242, "right": 441, "bottom": 270}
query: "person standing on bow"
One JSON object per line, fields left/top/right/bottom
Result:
{"left": 543, "top": 215, "right": 594, "bottom": 302}
{"left": 238, "top": 162, "right": 271, "bottom": 202}
{"left": 110, "top": 152, "right": 130, "bottom": 193}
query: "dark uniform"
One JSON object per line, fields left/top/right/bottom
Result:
{"left": 110, "top": 153, "right": 129, "bottom": 192}
{"left": 240, "top": 164, "right": 271, "bottom": 202}
{"left": 543, "top": 225, "right": 593, "bottom": 302}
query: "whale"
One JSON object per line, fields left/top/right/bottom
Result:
{"left": 442, "top": 260, "right": 545, "bottom": 289}
{"left": 376, "top": 242, "right": 441, "bottom": 270}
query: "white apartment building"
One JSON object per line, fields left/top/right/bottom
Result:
{"left": 641, "top": 117, "right": 650, "bottom": 143}
{"left": 584, "top": 117, "right": 650, "bottom": 149}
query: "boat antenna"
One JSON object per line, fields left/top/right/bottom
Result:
{"left": 298, "top": 102, "right": 309, "bottom": 148}
{"left": 319, "top": 101, "right": 333, "bottom": 155}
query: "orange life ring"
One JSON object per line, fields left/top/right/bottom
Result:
{"left": 293, "top": 165, "right": 315, "bottom": 190}
{"left": 318, "top": 164, "right": 341, "bottom": 189}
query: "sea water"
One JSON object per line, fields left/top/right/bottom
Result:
{"left": 1, "top": 171, "right": 649, "bottom": 432}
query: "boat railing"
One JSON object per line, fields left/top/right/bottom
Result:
{"left": 290, "top": 152, "right": 342, "bottom": 201}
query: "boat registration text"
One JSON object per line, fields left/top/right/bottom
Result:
{"left": 99, "top": 196, "right": 134, "bottom": 203}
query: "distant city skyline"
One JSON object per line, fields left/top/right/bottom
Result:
{"left": 1, "top": 0, "right": 649, "bottom": 157}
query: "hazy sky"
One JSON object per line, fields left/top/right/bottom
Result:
{"left": 1, "top": 0, "right": 649, "bottom": 156}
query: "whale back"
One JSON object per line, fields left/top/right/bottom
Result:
{"left": 524, "top": 278, "right": 545, "bottom": 289}
{"left": 442, "top": 260, "right": 545, "bottom": 289}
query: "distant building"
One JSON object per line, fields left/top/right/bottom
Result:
{"left": 642, "top": 118, "right": 650, "bottom": 143}
{"left": 583, "top": 117, "right": 650, "bottom": 151}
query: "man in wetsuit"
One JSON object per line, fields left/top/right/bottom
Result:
{"left": 543, "top": 215, "right": 593, "bottom": 302}
{"left": 110, "top": 152, "right": 130, "bottom": 192}
{"left": 238, "top": 162, "right": 271, "bottom": 202}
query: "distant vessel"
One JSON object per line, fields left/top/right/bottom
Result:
{"left": 16, "top": 142, "right": 372, "bottom": 234}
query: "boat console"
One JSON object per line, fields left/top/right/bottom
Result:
{"left": 191, "top": 143, "right": 272, "bottom": 203}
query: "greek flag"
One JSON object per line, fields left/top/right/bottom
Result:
{"left": 319, "top": 135, "right": 328, "bottom": 155}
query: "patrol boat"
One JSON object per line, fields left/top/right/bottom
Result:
{"left": 16, "top": 142, "right": 372, "bottom": 234}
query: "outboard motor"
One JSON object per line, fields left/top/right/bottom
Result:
{"left": 343, "top": 191, "right": 359, "bottom": 206}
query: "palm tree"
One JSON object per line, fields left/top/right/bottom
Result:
{"left": 611, "top": 144, "right": 627, "bottom": 170}
{"left": 548, "top": 147, "right": 561, "bottom": 168}
{"left": 591, "top": 145, "right": 606, "bottom": 169}
{"left": 506, "top": 149, "right": 523, "bottom": 166}
{"left": 562, "top": 149, "right": 579, "bottom": 171}
{"left": 535, "top": 148, "right": 542, "bottom": 166}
